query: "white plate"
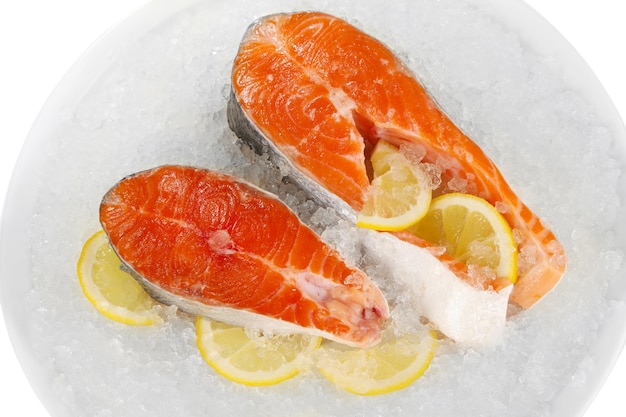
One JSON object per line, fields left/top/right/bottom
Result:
{"left": 1, "top": 0, "right": 625, "bottom": 416}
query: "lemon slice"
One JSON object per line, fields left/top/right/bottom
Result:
{"left": 196, "top": 318, "right": 322, "bottom": 386}
{"left": 409, "top": 193, "right": 518, "bottom": 283}
{"left": 77, "top": 230, "right": 163, "bottom": 325}
{"left": 317, "top": 329, "right": 436, "bottom": 395}
{"left": 357, "top": 140, "right": 432, "bottom": 231}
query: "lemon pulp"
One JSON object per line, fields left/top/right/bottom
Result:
{"left": 196, "top": 318, "right": 322, "bottom": 386}
{"left": 409, "top": 193, "right": 518, "bottom": 283}
{"left": 317, "top": 328, "right": 437, "bottom": 396}
{"left": 357, "top": 140, "right": 432, "bottom": 231}
{"left": 77, "top": 230, "right": 162, "bottom": 325}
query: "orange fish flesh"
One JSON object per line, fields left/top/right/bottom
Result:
{"left": 228, "top": 11, "right": 566, "bottom": 309}
{"left": 99, "top": 166, "right": 389, "bottom": 348}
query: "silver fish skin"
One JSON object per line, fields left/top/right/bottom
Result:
{"left": 99, "top": 165, "right": 389, "bottom": 348}
{"left": 227, "top": 88, "right": 357, "bottom": 222}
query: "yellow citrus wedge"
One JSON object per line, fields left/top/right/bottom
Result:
{"left": 77, "top": 230, "right": 163, "bottom": 326}
{"left": 409, "top": 193, "right": 518, "bottom": 283}
{"left": 317, "top": 329, "right": 436, "bottom": 396}
{"left": 196, "top": 317, "right": 322, "bottom": 386}
{"left": 357, "top": 140, "right": 432, "bottom": 231}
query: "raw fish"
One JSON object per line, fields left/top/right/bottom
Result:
{"left": 99, "top": 165, "right": 389, "bottom": 348}
{"left": 228, "top": 11, "right": 566, "bottom": 310}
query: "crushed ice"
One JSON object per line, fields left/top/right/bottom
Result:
{"left": 21, "top": 0, "right": 625, "bottom": 416}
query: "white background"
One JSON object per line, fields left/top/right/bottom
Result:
{"left": 0, "top": 1, "right": 624, "bottom": 416}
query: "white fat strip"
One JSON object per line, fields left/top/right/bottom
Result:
{"left": 204, "top": 226, "right": 381, "bottom": 332}
{"left": 327, "top": 87, "right": 358, "bottom": 121}
{"left": 207, "top": 229, "right": 236, "bottom": 255}
{"left": 294, "top": 270, "right": 382, "bottom": 326}
{"left": 129, "top": 257, "right": 374, "bottom": 348}
{"left": 295, "top": 271, "right": 335, "bottom": 303}
{"left": 359, "top": 229, "right": 512, "bottom": 347}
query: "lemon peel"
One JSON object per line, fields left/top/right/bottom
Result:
{"left": 77, "top": 230, "right": 163, "bottom": 326}
{"left": 317, "top": 329, "right": 437, "bottom": 395}
{"left": 357, "top": 140, "right": 432, "bottom": 231}
{"left": 196, "top": 318, "right": 322, "bottom": 386}
{"left": 409, "top": 192, "right": 518, "bottom": 283}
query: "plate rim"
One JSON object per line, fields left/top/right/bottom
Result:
{"left": 1, "top": 0, "right": 625, "bottom": 416}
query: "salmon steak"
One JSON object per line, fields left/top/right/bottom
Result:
{"left": 228, "top": 11, "right": 566, "bottom": 309}
{"left": 99, "top": 165, "right": 389, "bottom": 348}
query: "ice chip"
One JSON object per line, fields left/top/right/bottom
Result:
{"left": 421, "top": 162, "right": 442, "bottom": 190}
{"left": 447, "top": 176, "right": 468, "bottom": 193}
{"left": 399, "top": 142, "right": 427, "bottom": 163}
